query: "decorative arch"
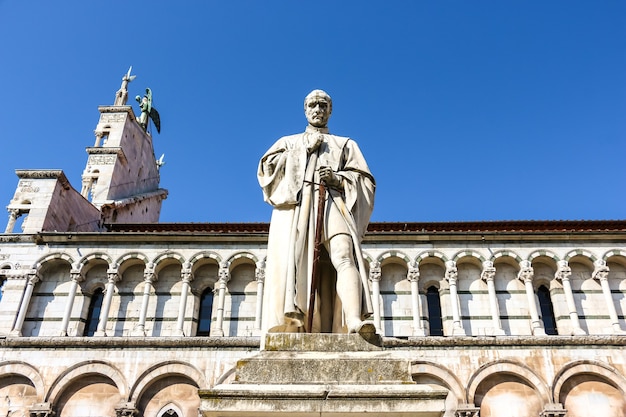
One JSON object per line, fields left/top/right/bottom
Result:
{"left": 377, "top": 250, "right": 411, "bottom": 264}
{"left": 115, "top": 252, "right": 149, "bottom": 273}
{"left": 188, "top": 251, "right": 222, "bottom": 271}
{"left": 603, "top": 250, "right": 626, "bottom": 267}
{"left": 466, "top": 359, "right": 551, "bottom": 405}
{"left": 410, "top": 360, "right": 465, "bottom": 403}
{"left": 415, "top": 250, "right": 449, "bottom": 266}
{"left": 0, "top": 361, "right": 45, "bottom": 400}
{"left": 78, "top": 252, "right": 113, "bottom": 270}
{"left": 33, "top": 252, "right": 74, "bottom": 271}
{"left": 563, "top": 249, "right": 597, "bottom": 264}
{"left": 46, "top": 360, "right": 128, "bottom": 404}
{"left": 490, "top": 250, "right": 523, "bottom": 265}
{"left": 129, "top": 361, "right": 206, "bottom": 403}
{"left": 528, "top": 250, "right": 560, "bottom": 264}
{"left": 153, "top": 252, "right": 186, "bottom": 270}
{"left": 227, "top": 252, "right": 259, "bottom": 268}
{"left": 215, "top": 366, "right": 237, "bottom": 386}
{"left": 452, "top": 250, "right": 486, "bottom": 265}
{"left": 361, "top": 251, "right": 375, "bottom": 265}
{"left": 0, "top": 262, "right": 14, "bottom": 270}
{"left": 552, "top": 360, "right": 626, "bottom": 403}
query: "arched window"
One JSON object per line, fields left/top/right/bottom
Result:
{"left": 426, "top": 286, "right": 444, "bottom": 336}
{"left": 197, "top": 287, "right": 214, "bottom": 336}
{"left": 537, "top": 285, "right": 557, "bottom": 335}
{"left": 157, "top": 404, "right": 183, "bottom": 417}
{"left": 84, "top": 288, "right": 104, "bottom": 336}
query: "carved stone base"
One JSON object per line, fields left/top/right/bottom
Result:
{"left": 199, "top": 333, "right": 448, "bottom": 417}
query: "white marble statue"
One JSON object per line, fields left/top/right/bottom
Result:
{"left": 258, "top": 89, "right": 376, "bottom": 335}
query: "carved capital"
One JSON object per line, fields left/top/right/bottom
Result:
{"left": 481, "top": 260, "right": 496, "bottom": 282}
{"left": 407, "top": 260, "right": 420, "bottom": 282}
{"left": 70, "top": 269, "right": 85, "bottom": 283}
{"left": 8, "top": 208, "right": 21, "bottom": 219}
{"left": 255, "top": 260, "right": 265, "bottom": 283}
{"left": 181, "top": 269, "right": 194, "bottom": 283}
{"left": 369, "top": 261, "right": 381, "bottom": 282}
{"left": 555, "top": 260, "right": 571, "bottom": 282}
{"left": 218, "top": 261, "right": 231, "bottom": 284}
{"left": 592, "top": 259, "right": 610, "bottom": 282}
{"left": 517, "top": 260, "right": 534, "bottom": 283}
{"left": 27, "top": 271, "right": 41, "bottom": 285}
{"left": 107, "top": 269, "right": 120, "bottom": 283}
{"left": 444, "top": 260, "right": 458, "bottom": 284}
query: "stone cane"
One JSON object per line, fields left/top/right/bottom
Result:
{"left": 307, "top": 180, "right": 326, "bottom": 333}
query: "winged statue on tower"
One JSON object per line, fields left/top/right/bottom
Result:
{"left": 135, "top": 88, "right": 161, "bottom": 134}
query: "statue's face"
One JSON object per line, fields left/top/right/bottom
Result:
{"left": 305, "top": 97, "right": 331, "bottom": 128}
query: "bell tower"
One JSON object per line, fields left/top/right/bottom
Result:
{"left": 3, "top": 68, "right": 167, "bottom": 234}
{"left": 80, "top": 67, "right": 168, "bottom": 224}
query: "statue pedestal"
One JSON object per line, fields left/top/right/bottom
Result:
{"left": 199, "top": 333, "right": 448, "bottom": 417}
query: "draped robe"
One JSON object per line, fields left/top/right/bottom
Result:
{"left": 258, "top": 126, "right": 375, "bottom": 333}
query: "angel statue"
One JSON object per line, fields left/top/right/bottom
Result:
{"left": 135, "top": 88, "right": 161, "bottom": 134}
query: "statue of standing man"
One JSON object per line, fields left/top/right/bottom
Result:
{"left": 258, "top": 89, "right": 376, "bottom": 335}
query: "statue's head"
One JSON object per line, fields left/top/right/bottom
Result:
{"left": 304, "top": 89, "right": 332, "bottom": 128}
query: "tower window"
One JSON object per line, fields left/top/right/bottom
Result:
{"left": 426, "top": 286, "right": 444, "bottom": 336}
{"left": 537, "top": 285, "right": 557, "bottom": 335}
{"left": 197, "top": 287, "right": 214, "bottom": 336}
{"left": 84, "top": 288, "right": 104, "bottom": 336}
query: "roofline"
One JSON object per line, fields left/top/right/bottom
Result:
{"left": 102, "top": 219, "right": 626, "bottom": 234}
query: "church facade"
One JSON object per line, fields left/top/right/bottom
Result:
{"left": 0, "top": 80, "right": 624, "bottom": 417}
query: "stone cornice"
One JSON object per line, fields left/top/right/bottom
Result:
{"left": 98, "top": 105, "right": 135, "bottom": 118}
{"left": 99, "top": 189, "right": 169, "bottom": 212}
{"left": 0, "top": 336, "right": 259, "bottom": 349}
{"left": 382, "top": 335, "right": 626, "bottom": 348}
{"left": 0, "top": 335, "right": 624, "bottom": 350}
{"left": 14, "top": 170, "right": 71, "bottom": 190}
{"left": 85, "top": 146, "right": 127, "bottom": 163}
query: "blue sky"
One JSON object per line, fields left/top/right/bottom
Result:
{"left": 0, "top": 2, "right": 625, "bottom": 223}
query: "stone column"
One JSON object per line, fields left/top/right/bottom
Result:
{"left": 517, "top": 260, "right": 545, "bottom": 335}
{"left": 369, "top": 261, "right": 382, "bottom": 333}
{"left": 480, "top": 260, "right": 504, "bottom": 336}
{"left": 175, "top": 264, "right": 193, "bottom": 336}
{"left": 445, "top": 261, "right": 466, "bottom": 336}
{"left": 10, "top": 270, "right": 40, "bottom": 336}
{"left": 592, "top": 260, "right": 625, "bottom": 334}
{"left": 59, "top": 268, "right": 85, "bottom": 336}
{"left": 94, "top": 131, "right": 105, "bottom": 147}
{"left": 5, "top": 209, "right": 20, "bottom": 234}
{"left": 254, "top": 260, "right": 265, "bottom": 331}
{"left": 133, "top": 264, "right": 157, "bottom": 337}
{"left": 80, "top": 175, "right": 93, "bottom": 199}
{"left": 555, "top": 260, "right": 585, "bottom": 336}
{"left": 210, "top": 261, "right": 230, "bottom": 337}
{"left": 95, "top": 267, "right": 120, "bottom": 337}
{"left": 407, "top": 261, "right": 425, "bottom": 336}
